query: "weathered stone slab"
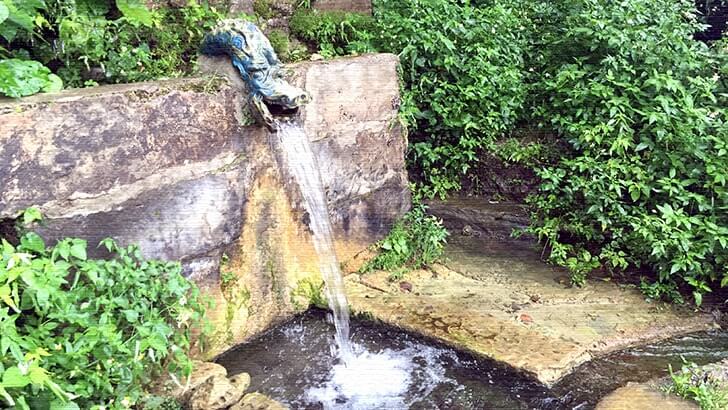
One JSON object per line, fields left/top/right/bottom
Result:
{"left": 595, "top": 382, "right": 698, "bottom": 410}
{"left": 346, "top": 235, "right": 717, "bottom": 386}
{"left": 314, "top": 0, "right": 372, "bottom": 14}
{"left": 0, "top": 53, "right": 408, "bottom": 356}
{"left": 425, "top": 198, "right": 530, "bottom": 240}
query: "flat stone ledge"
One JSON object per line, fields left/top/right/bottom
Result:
{"left": 346, "top": 235, "right": 718, "bottom": 386}
{"left": 425, "top": 198, "right": 531, "bottom": 240}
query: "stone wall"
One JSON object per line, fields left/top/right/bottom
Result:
{"left": 313, "top": 0, "right": 371, "bottom": 14}
{"left": 146, "top": 0, "right": 371, "bottom": 15}
{"left": 0, "top": 53, "right": 408, "bottom": 356}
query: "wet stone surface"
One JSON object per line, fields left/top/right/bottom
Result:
{"left": 345, "top": 234, "right": 718, "bottom": 386}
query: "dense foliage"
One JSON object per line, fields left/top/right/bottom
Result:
{"left": 523, "top": 0, "right": 728, "bottom": 300}
{"left": 374, "top": 0, "right": 528, "bottom": 198}
{"left": 356, "top": 0, "right": 727, "bottom": 302}
{"left": 0, "top": 0, "right": 225, "bottom": 96}
{"left": 0, "top": 58, "right": 61, "bottom": 97}
{"left": 0, "top": 210, "right": 205, "bottom": 409}
{"left": 360, "top": 203, "right": 449, "bottom": 280}
{"left": 667, "top": 360, "right": 728, "bottom": 409}
{"left": 290, "top": 8, "right": 375, "bottom": 58}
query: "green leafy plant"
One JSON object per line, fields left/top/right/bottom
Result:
{"left": 666, "top": 359, "right": 728, "bottom": 410}
{"left": 290, "top": 8, "right": 376, "bottom": 57}
{"left": 0, "top": 0, "right": 47, "bottom": 43}
{"left": 0, "top": 58, "right": 61, "bottom": 97}
{"left": 523, "top": 0, "right": 728, "bottom": 299}
{"left": 267, "top": 29, "right": 290, "bottom": 60}
{"left": 2, "top": 1, "right": 225, "bottom": 92}
{"left": 292, "top": 278, "right": 327, "bottom": 309}
{"left": 373, "top": 0, "right": 528, "bottom": 198}
{"left": 0, "top": 209, "right": 206, "bottom": 409}
{"left": 360, "top": 204, "right": 449, "bottom": 279}
{"left": 253, "top": 0, "right": 274, "bottom": 20}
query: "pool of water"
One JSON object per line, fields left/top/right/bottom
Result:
{"left": 553, "top": 330, "right": 728, "bottom": 407}
{"left": 216, "top": 310, "right": 728, "bottom": 410}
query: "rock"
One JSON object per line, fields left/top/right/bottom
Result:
{"left": 519, "top": 313, "right": 533, "bottom": 324}
{"left": 595, "top": 382, "right": 698, "bottom": 410}
{"left": 313, "top": 0, "right": 372, "bottom": 15}
{"left": 152, "top": 361, "right": 227, "bottom": 398}
{"left": 461, "top": 225, "right": 474, "bottom": 236}
{"left": 0, "top": 54, "right": 408, "bottom": 357}
{"left": 159, "top": 364, "right": 251, "bottom": 410}
{"left": 424, "top": 199, "right": 530, "bottom": 240}
{"left": 399, "top": 281, "right": 413, "bottom": 293}
{"left": 345, "top": 234, "right": 715, "bottom": 386}
{"left": 230, "top": 392, "right": 288, "bottom": 410}
{"left": 186, "top": 375, "right": 245, "bottom": 410}
{"left": 230, "top": 372, "right": 252, "bottom": 395}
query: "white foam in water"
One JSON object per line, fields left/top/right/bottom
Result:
{"left": 305, "top": 342, "right": 453, "bottom": 409}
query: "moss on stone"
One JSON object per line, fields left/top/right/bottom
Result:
{"left": 291, "top": 278, "right": 327, "bottom": 309}
{"left": 267, "top": 29, "right": 291, "bottom": 61}
{"left": 253, "top": 0, "right": 275, "bottom": 19}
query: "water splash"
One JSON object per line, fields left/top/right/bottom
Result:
{"left": 276, "top": 120, "right": 353, "bottom": 363}
{"left": 305, "top": 342, "right": 453, "bottom": 409}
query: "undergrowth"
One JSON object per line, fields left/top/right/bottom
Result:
{"left": 666, "top": 360, "right": 728, "bottom": 410}
{"left": 360, "top": 203, "right": 448, "bottom": 280}
{"left": 0, "top": 208, "right": 206, "bottom": 409}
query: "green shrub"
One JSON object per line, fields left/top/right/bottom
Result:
{"left": 373, "top": 0, "right": 528, "bottom": 198}
{"left": 0, "top": 210, "right": 206, "bottom": 409}
{"left": 290, "top": 8, "right": 376, "bottom": 57}
{"left": 524, "top": 0, "right": 728, "bottom": 298}
{"left": 666, "top": 360, "right": 728, "bottom": 410}
{"left": 0, "top": 59, "right": 62, "bottom": 97}
{"left": 360, "top": 204, "right": 449, "bottom": 280}
{"left": 50, "top": 1, "right": 225, "bottom": 87}
{"left": 1, "top": 1, "right": 225, "bottom": 92}
{"left": 267, "top": 29, "right": 290, "bottom": 60}
{"left": 0, "top": 0, "right": 47, "bottom": 43}
{"left": 0, "top": 1, "right": 61, "bottom": 97}
{"left": 252, "top": 0, "right": 274, "bottom": 20}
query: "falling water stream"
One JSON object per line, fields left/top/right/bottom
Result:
{"left": 276, "top": 120, "right": 354, "bottom": 363}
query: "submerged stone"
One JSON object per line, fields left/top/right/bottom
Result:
{"left": 595, "top": 382, "right": 698, "bottom": 410}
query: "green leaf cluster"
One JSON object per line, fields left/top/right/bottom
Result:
{"left": 47, "top": 1, "right": 225, "bottom": 88}
{"left": 360, "top": 203, "right": 449, "bottom": 280}
{"left": 0, "top": 214, "right": 206, "bottom": 409}
{"left": 373, "top": 0, "right": 528, "bottom": 198}
{"left": 0, "top": 59, "right": 61, "bottom": 97}
{"left": 290, "top": 8, "right": 376, "bottom": 58}
{"left": 523, "top": 0, "right": 728, "bottom": 300}
{"left": 0, "top": 1, "right": 225, "bottom": 94}
{"left": 667, "top": 359, "right": 728, "bottom": 410}
{"left": 0, "top": 0, "right": 47, "bottom": 43}
{"left": 368, "top": 0, "right": 727, "bottom": 301}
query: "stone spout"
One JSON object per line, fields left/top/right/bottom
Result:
{"left": 200, "top": 19, "right": 311, "bottom": 131}
{"left": 0, "top": 53, "right": 410, "bottom": 356}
